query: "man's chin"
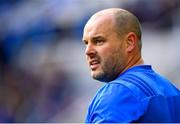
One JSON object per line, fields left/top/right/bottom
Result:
{"left": 91, "top": 70, "right": 100, "bottom": 78}
{"left": 91, "top": 71, "right": 106, "bottom": 82}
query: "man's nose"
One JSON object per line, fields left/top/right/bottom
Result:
{"left": 85, "top": 44, "right": 96, "bottom": 57}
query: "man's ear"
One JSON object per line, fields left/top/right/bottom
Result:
{"left": 125, "top": 32, "right": 138, "bottom": 52}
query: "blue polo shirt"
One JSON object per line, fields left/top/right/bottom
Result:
{"left": 85, "top": 65, "right": 180, "bottom": 123}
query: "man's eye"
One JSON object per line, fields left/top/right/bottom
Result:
{"left": 96, "top": 40, "right": 104, "bottom": 45}
{"left": 85, "top": 42, "right": 88, "bottom": 45}
{"left": 83, "top": 40, "right": 88, "bottom": 45}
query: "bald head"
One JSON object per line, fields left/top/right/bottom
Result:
{"left": 86, "top": 8, "right": 142, "bottom": 50}
{"left": 83, "top": 8, "right": 144, "bottom": 82}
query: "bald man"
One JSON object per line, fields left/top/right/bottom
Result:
{"left": 82, "top": 8, "right": 180, "bottom": 123}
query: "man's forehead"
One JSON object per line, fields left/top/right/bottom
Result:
{"left": 84, "top": 15, "right": 114, "bottom": 32}
{"left": 83, "top": 18, "right": 114, "bottom": 39}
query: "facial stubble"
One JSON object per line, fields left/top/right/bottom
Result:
{"left": 91, "top": 47, "right": 125, "bottom": 82}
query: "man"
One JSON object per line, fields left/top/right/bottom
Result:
{"left": 82, "top": 8, "right": 180, "bottom": 123}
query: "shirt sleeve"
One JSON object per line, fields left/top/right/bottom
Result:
{"left": 86, "top": 83, "right": 146, "bottom": 123}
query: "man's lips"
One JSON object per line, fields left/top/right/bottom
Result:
{"left": 89, "top": 60, "right": 100, "bottom": 70}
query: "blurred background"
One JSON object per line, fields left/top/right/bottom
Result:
{"left": 0, "top": 0, "right": 180, "bottom": 122}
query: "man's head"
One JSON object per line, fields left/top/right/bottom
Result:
{"left": 82, "top": 8, "right": 143, "bottom": 82}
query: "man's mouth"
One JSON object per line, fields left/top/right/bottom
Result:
{"left": 89, "top": 60, "right": 100, "bottom": 70}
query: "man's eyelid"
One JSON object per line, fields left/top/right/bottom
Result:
{"left": 92, "top": 36, "right": 106, "bottom": 42}
{"left": 95, "top": 38, "right": 106, "bottom": 44}
{"left": 93, "top": 36, "right": 104, "bottom": 40}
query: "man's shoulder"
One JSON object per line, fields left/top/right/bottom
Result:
{"left": 87, "top": 81, "right": 147, "bottom": 123}
{"left": 108, "top": 77, "right": 148, "bottom": 99}
{"left": 93, "top": 67, "right": 154, "bottom": 99}
{"left": 93, "top": 80, "right": 144, "bottom": 105}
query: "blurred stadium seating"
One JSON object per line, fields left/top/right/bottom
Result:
{"left": 0, "top": 0, "right": 179, "bottom": 122}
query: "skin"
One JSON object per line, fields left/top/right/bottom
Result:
{"left": 82, "top": 8, "right": 144, "bottom": 82}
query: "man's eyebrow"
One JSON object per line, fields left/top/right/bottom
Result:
{"left": 82, "top": 36, "right": 106, "bottom": 44}
{"left": 91, "top": 36, "right": 105, "bottom": 41}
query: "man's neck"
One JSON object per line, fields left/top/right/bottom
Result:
{"left": 121, "top": 54, "right": 144, "bottom": 75}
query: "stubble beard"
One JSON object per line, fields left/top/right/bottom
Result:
{"left": 91, "top": 50, "right": 124, "bottom": 82}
